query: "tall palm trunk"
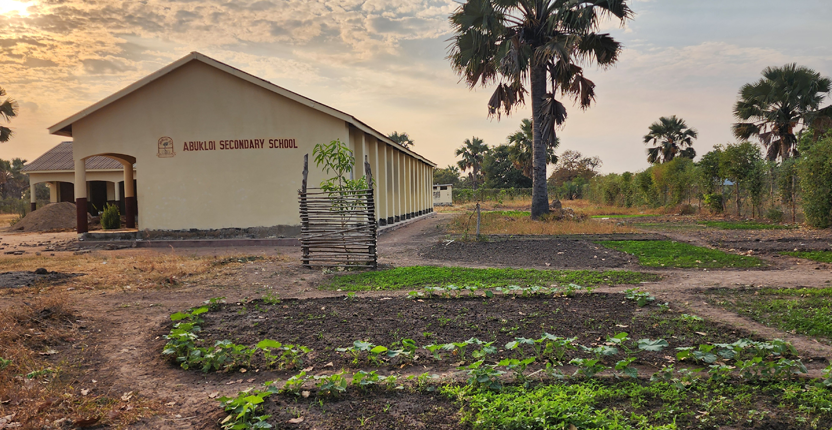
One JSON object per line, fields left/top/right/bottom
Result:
{"left": 530, "top": 62, "right": 550, "bottom": 219}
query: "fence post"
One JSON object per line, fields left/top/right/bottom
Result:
{"left": 300, "top": 154, "right": 310, "bottom": 267}
{"left": 476, "top": 202, "right": 481, "bottom": 238}
{"left": 364, "top": 155, "right": 378, "bottom": 269}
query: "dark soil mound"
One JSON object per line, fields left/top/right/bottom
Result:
{"left": 420, "top": 238, "right": 636, "bottom": 268}
{"left": 0, "top": 270, "right": 77, "bottom": 288}
{"left": 12, "top": 202, "right": 90, "bottom": 232}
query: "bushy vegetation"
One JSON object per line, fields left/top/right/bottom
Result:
{"left": 100, "top": 203, "right": 121, "bottom": 229}
{"left": 586, "top": 135, "right": 832, "bottom": 226}
{"left": 798, "top": 136, "right": 832, "bottom": 227}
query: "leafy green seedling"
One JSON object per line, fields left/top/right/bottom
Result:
{"left": 637, "top": 338, "right": 669, "bottom": 352}
{"left": 218, "top": 388, "right": 275, "bottom": 430}
{"left": 282, "top": 371, "right": 309, "bottom": 394}
{"left": 465, "top": 360, "right": 504, "bottom": 391}
{"left": 614, "top": 357, "right": 638, "bottom": 378}
{"left": 569, "top": 358, "right": 607, "bottom": 378}
{"left": 623, "top": 288, "right": 655, "bottom": 307}
{"left": 315, "top": 371, "right": 350, "bottom": 396}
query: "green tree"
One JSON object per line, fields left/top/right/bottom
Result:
{"left": 643, "top": 115, "right": 698, "bottom": 164}
{"left": 733, "top": 64, "right": 832, "bottom": 161}
{"left": 389, "top": 131, "right": 415, "bottom": 148}
{"left": 449, "top": 0, "right": 632, "bottom": 219}
{"left": 483, "top": 144, "right": 533, "bottom": 188}
{"left": 698, "top": 147, "right": 726, "bottom": 213}
{"left": 455, "top": 137, "right": 489, "bottom": 190}
{"left": 798, "top": 134, "right": 832, "bottom": 228}
{"left": 0, "top": 87, "right": 17, "bottom": 143}
{"left": 433, "top": 165, "right": 462, "bottom": 187}
{"left": 0, "top": 158, "right": 27, "bottom": 199}
{"left": 720, "top": 142, "right": 763, "bottom": 217}
{"left": 548, "top": 149, "right": 602, "bottom": 187}
{"left": 507, "top": 118, "right": 558, "bottom": 178}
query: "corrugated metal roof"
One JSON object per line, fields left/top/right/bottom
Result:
{"left": 22, "top": 142, "right": 125, "bottom": 172}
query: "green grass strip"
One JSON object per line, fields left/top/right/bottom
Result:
{"left": 596, "top": 240, "right": 765, "bottom": 268}
{"left": 711, "top": 287, "right": 832, "bottom": 339}
{"left": 699, "top": 220, "right": 795, "bottom": 230}
{"left": 782, "top": 251, "right": 832, "bottom": 263}
{"left": 322, "top": 266, "right": 658, "bottom": 291}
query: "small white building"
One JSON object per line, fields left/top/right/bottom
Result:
{"left": 433, "top": 184, "right": 453, "bottom": 206}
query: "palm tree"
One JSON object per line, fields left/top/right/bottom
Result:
{"left": 0, "top": 86, "right": 17, "bottom": 143}
{"left": 389, "top": 131, "right": 415, "bottom": 148}
{"left": 456, "top": 137, "right": 489, "bottom": 190}
{"left": 733, "top": 64, "right": 832, "bottom": 161}
{"left": 643, "top": 115, "right": 698, "bottom": 164}
{"left": 449, "top": 0, "right": 632, "bottom": 219}
{"left": 507, "top": 118, "right": 558, "bottom": 178}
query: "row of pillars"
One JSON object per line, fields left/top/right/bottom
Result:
{"left": 72, "top": 159, "right": 136, "bottom": 233}
{"left": 350, "top": 130, "right": 433, "bottom": 226}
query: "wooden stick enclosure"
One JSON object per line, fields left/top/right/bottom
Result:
{"left": 299, "top": 154, "right": 378, "bottom": 269}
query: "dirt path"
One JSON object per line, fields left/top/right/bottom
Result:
{"left": 3, "top": 215, "right": 832, "bottom": 428}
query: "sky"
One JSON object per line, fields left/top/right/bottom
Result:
{"left": 0, "top": 0, "right": 830, "bottom": 174}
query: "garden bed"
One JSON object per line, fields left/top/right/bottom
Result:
{"left": 195, "top": 294, "right": 760, "bottom": 372}
{"left": 420, "top": 238, "right": 638, "bottom": 268}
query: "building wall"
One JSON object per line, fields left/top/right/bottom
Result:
{"left": 71, "top": 61, "right": 351, "bottom": 231}
{"left": 68, "top": 60, "right": 433, "bottom": 231}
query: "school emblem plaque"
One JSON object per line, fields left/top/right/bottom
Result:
{"left": 157, "top": 136, "right": 175, "bottom": 158}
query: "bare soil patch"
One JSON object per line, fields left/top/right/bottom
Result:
{"left": 420, "top": 238, "right": 639, "bottom": 269}
{"left": 0, "top": 269, "right": 79, "bottom": 288}
{"left": 262, "top": 390, "right": 463, "bottom": 430}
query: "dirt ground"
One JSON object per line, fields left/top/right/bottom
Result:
{"left": 1, "top": 214, "right": 832, "bottom": 429}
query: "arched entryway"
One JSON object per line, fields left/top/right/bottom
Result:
{"left": 74, "top": 153, "right": 137, "bottom": 233}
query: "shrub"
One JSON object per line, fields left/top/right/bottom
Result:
{"left": 676, "top": 204, "right": 696, "bottom": 215}
{"left": 765, "top": 208, "right": 784, "bottom": 223}
{"left": 703, "top": 193, "right": 723, "bottom": 214}
{"left": 799, "top": 136, "right": 832, "bottom": 228}
{"left": 101, "top": 203, "right": 121, "bottom": 230}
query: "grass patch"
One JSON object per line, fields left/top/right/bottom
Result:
{"left": 447, "top": 211, "right": 636, "bottom": 236}
{"left": 322, "top": 266, "right": 658, "bottom": 291}
{"left": 0, "top": 253, "right": 281, "bottom": 292}
{"left": 445, "top": 379, "right": 832, "bottom": 429}
{"left": 709, "top": 287, "right": 832, "bottom": 341}
{"left": 0, "top": 293, "right": 158, "bottom": 427}
{"left": 484, "top": 210, "right": 530, "bottom": 217}
{"left": 699, "top": 220, "right": 795, "bottom": 230}
{"left": 782, "top": 251, "right": 832, "bottom": 263}
{"left": 596, "top": 240, "right": 765, "bottom": 268}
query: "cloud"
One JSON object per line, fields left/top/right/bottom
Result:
{"left": 24, "top": 56, "right": 57, "bottom": 67}
{"left": 82, "top": 58, "right": 134, "bottom": 74}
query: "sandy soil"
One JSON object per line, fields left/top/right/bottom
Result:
{"left": 1, "top": 214, "right": 832, "bottom": 428}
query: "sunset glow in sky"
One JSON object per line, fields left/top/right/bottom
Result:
{"left": 1, "top": 0, "right": 830, "bottom": 173}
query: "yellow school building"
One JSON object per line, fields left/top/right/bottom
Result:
{"left": 38, "top": 52, "right": 435, "bottom": 234}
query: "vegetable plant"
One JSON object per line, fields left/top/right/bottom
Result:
{"left": 218, "top": 386, "right": 278, "bottom": 430}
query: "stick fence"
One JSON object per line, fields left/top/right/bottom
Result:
{"left": 298, "top": 154, "right": 378, "bottom": 269}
